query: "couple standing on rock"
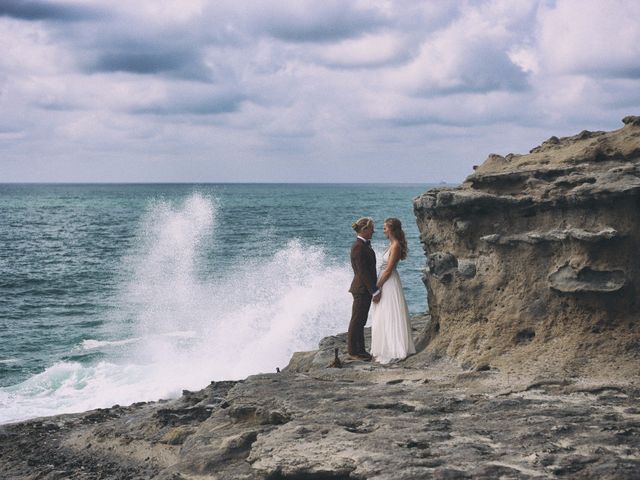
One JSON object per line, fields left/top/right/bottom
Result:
{"left": 348, "top": 217, "right": 416, "bottom": 363}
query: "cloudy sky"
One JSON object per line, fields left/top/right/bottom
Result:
{"left": 1, "top": 0, "right": 639, "bottom": 183}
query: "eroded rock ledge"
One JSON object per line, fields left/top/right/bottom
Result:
{"left": 414, "top": 116, "right": 640, "bottom": 377}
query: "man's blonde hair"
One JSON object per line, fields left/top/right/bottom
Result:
{"left": 352, "top": 217, "right": 374, "bottom": 233}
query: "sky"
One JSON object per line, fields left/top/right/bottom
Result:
{"left": 1, "top": 0, "right": 639, "bottom": 183}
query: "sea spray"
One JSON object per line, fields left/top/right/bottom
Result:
{"left": 122, "top": 192, "right": 216, "bottom": 334}
{"left": 0, "top": 192, "right": 353, "bottom": 423}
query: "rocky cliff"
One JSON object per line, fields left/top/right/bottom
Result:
{"left": 414, "top": 116, "right": 640, "bottom": 379}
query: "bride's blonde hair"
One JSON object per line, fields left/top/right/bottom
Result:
{"left": 352, "top": 217, "right": 374, "bottom": 233}
{"left": 385, "top": 218, "right": 408, "bottom": 260}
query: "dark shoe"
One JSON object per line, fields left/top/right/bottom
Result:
{"left": 348, "top": 353, "right": 372, "bottom": 361}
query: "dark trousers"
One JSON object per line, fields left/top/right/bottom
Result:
{"left": 348, "top": 293, "right": 372, "bottom": 355}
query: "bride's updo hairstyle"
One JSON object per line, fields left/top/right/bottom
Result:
{"left": 385, "top": 218, "right": 408, "bottom": 260}
{"left": 352, "top": 217, "right": 374, "bottom": 234}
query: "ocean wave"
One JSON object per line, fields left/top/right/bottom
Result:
{"left": 79, "top": 332, "right": 193, "bottom": 351}
{"left": 1, "top": 193, "right": 353, "bottom": 424}
{"left": 0, "top": 361, "right": 175, "bottom": 424}
{"left": 0, "top": 358, "right": 20, "bottom": 365}
{"left": 81, "top": 338, "right": 140, "bottom": 350}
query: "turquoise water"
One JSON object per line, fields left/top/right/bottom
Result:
{"left": 0, "top": 183, "right": 431, "bottom": 423}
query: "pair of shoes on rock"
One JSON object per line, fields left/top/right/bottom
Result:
{"left": 348, "top": 352, "right": 372, "bottom": 361}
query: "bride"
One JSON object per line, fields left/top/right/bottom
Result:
{"left": 370, "top": 218, "right": 416, "bottom": 364}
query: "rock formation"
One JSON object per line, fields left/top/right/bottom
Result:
{"left": 1, "top": 316, "right": 639, "bottom": 479}
{"left": 414, "top": 116, "right": 640, "bottom": 378}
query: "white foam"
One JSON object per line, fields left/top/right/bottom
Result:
{"left": 0, "top": 358, "right": 19, "bottom": 365}
{"left": 160, "top": 330, "right": 197, "bottom": 339}
{"left": 0, "top": 193, "right": 353, "bottom": 424}
{"left": 81, "top": 338, "right": 140, "bottom": 350}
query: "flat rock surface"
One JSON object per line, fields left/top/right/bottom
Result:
{"left": 1, "top": 318, "right": 638, "bottom": 479}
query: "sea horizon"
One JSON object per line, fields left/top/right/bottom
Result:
{"left": 0, "top": 181, "right": 453, "bottom": 186}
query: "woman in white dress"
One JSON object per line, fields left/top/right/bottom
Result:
{"left": 370, "top": 218, "right": 416, "bottom": 364}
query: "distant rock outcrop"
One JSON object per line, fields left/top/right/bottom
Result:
{"left": 414, "top": 116, "right": 640, "bottom": 378}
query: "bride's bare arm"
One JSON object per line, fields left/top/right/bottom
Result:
{"left": 376, "top": 242, "right": 401, "bottom": 288}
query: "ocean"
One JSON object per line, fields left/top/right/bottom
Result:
{"left": 0, "top": 183, "right": 432, "bottom": 424}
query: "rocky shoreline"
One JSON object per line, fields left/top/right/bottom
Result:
{"left": 3, "top": 117, "right": 640, "bottom": 479}
{"left": 1, "top": 315, "right": 639, "bottom": 479}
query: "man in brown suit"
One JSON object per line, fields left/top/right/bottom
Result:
{"left": 348, "top": 217, "right": 381, "bottom": 361}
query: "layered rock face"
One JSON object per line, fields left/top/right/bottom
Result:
{"left": 414, "top": 116, "right": 640, "bottom": 377}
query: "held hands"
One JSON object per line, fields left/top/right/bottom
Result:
{"left": 372, "top": 290, "right": 382, "bottom": 303}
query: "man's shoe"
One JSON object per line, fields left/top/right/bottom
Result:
{"left": 348, "top": 353, "right": 372, "bottom": 361}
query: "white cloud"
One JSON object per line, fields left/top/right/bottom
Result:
{"left": 385, "top": 0, "right": 535, "bottom": 96}
{"left": 115, "top": 0, "right": 207, "bottom": 25}
{"left": 508, "top": 45, "right": 539, "bottom": 74}
{"left": 534, "top": 0, "right": 640, "bottom": 78}
{"left": 313, "top": 32, "right": 410, "bottom": 69}
{"left": 0, "top": 18, "right": 74, "bottom": 76}
{"left": 1, "top": 0, "right": 640, "bottom": 182}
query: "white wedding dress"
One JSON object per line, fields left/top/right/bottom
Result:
{"left": 370, "top": 248, "right": 416, "bottom": 364}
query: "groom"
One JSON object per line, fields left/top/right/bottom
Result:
{"left": 348, "top": 217, "right": 381, "bottom": 361}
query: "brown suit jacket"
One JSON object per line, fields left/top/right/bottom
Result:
{"left": 349, "top": 238, "right": 378, "bottom": 296}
